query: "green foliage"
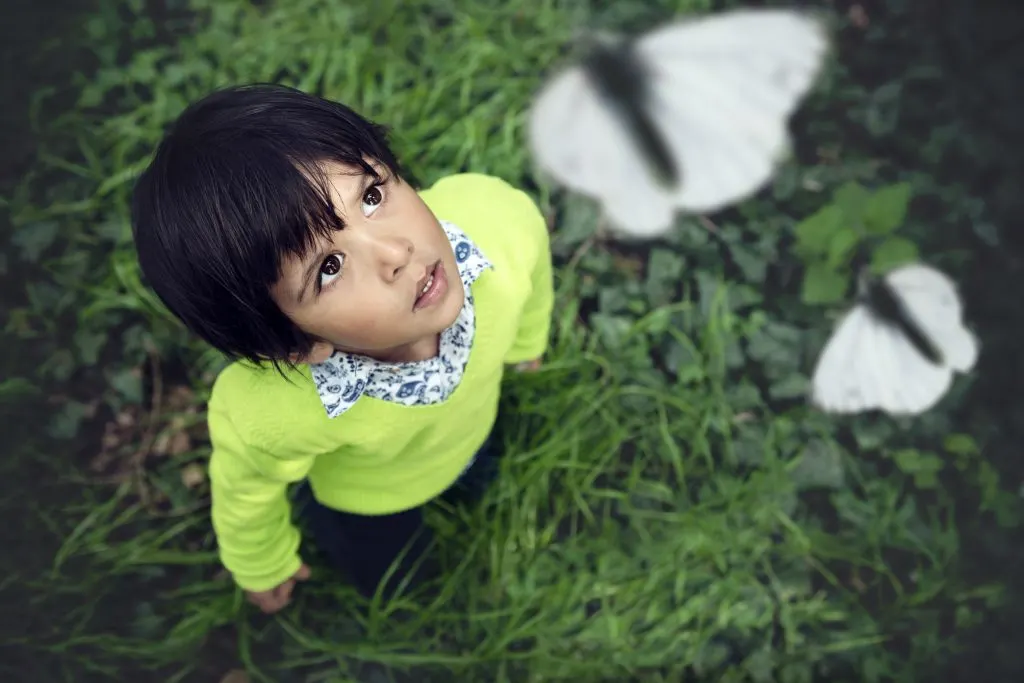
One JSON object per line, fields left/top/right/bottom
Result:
{"left": 4, "top": 0, "right": 1024, "bottom": 682}
{"left": 792, "top": 181, "right": 918, "bottom": 305}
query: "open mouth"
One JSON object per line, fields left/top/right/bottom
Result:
{"left": 414, "top": 260, "right": 446, "bottom": 310}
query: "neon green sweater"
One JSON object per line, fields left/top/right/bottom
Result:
{"left": 206, "top": 173, "right": 553, "bottom": 591}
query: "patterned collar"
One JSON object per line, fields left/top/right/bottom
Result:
{"left": 310, "top": 221, "right": 493, "bottom": 418}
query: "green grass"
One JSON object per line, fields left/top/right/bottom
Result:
{"left": 16, "top": 289, "right": 924, "bottom": 683}
{"left": 5, "top": 0, "right": 1024, "bottom": 681}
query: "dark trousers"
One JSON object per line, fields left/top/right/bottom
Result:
{"left": 294, "top": 434, "right": 502, "bottom": 599}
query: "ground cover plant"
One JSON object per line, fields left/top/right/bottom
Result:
{"left": 3, "top": 0, "right": 1024, "bottom": 681}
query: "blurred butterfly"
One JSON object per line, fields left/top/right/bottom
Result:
{"left": 527, "top": 9, "right": 829, "bottom": 238}
{"left": 811, "top": 263, "right": 979, "bottom": 416}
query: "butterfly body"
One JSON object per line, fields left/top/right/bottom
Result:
{"left": 580, "top": 37, "right": 680, "bottom": 188}
{"left": 861, "top": 274, "right": 944, "bottom": 366}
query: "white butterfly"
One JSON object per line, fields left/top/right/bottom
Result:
{"left": 811, "top": 263, "right": 979, "bottom": 416}
{"left": 527, "top": 9, "right": 829, "bottom": 238}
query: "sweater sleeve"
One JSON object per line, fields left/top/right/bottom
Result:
{"left": 504, "top": 189, "right": 555, "bottom": 364}
{"left": 207, "top": 396, "right": 314, "bottom": 592}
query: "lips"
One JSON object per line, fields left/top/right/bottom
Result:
{"left": 414, "top": 263, "right": 437, "bottom": 296}
{"left": 413, "top": 259, "right": 448, "bottom": 310}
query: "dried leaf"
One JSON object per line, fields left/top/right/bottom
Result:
{"left": 180, "top": 463, "right": 206, "bottom": 489}
{"left": 848, "top": 5, "right": 869, "bottom": 29}
{"left": 613, "top": 253, "right": 643, "bottom": 276}
{"left": 168, "top": 431, "right": 192, "bottom": 456}
{"left": 101, "top": 424, "right": 120, "bottom": 449}
{"left": 167, "top": 385, "right": 195, "bottom": 410}
{"left": 152, "top": 431, "right": 172, "bottom": 456}
{"left": 219, "top": 669, "right": 250, "bottom": 683}
{"left": 82, "top": 400, "right": 101, "bottom": 419}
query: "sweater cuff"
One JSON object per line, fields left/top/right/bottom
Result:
{"left": 230, "top": 552, "right": 303, "bottom": 593}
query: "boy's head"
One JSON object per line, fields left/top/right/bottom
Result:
{"left": 132, "top": 84, "right": 465, "bottom": 369}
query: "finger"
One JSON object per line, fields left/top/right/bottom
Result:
{"left": 276, "top": 579, "right": 296, "bottom": 604}
{"left": 254, "top": 594, "right": 283, "bottom": 614}
{"left": 294, "top": 563, "right": 312, "bottom": 581}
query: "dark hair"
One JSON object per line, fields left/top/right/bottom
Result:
{"left": 131, "top": 83, "right": 404, "bottom": 371}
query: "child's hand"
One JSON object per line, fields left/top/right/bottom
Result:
{"left": 245, "top": 563, "right": 311, "bottom": 614}
{"left": 514, "top": 358, "right": 542, "bottom": 372}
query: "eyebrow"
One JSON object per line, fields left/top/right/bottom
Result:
{"left": 295, "top": 170, "right": 377, "bottom": 304}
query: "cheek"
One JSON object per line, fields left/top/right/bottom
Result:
{"left": 404, "top": 199, "right": 444, "bottom": 239}
{"left": 320, "top": 292, "right": 406, "bottom": 346}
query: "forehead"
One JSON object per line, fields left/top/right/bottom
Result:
{"left": 315, "top": 160, "right": 371, "bottom": 214}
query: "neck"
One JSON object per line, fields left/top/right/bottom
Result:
{"left": 366, "top": 333, "right": 441, "bottom": 364}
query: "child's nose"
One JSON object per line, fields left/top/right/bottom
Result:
{"left": 378, "top": 237, "right": 414, "bottom": 278}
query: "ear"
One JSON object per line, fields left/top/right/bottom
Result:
{"left": 289, "top": 341, "right": 335, "bottom": 365}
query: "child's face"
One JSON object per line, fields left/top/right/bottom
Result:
{"left": 272, "top": 160, "right": 465, "bottom": 364}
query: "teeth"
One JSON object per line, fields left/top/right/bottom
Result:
{"left": 421, "top": 275, "right": 434, "bottom": 294}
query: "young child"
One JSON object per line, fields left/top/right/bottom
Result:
{"left": 131, "top": 84, "right": 554, "bottom": 612}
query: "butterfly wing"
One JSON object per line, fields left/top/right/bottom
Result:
{"left": 527, "top": 66, "right": 677, "bottom": 236}
{"left": 884, "top": 264, "right": 979, "bottom": 373}
{"left": 812, "top": 307, "right": 884, "bottom": 414}
{"left": 811, "top": 305, "right": 954, "bottom": 416}
{"left": 634, "top": 10, "right": 828, "bottom": 212}
{"left": 870, "top": 321, "right": 955, "bottom": 415}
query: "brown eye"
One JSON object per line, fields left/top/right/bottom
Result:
{"left": 317, "top": 253, "right": 344, "bottom": 290}
{"left": 361, "top": 184, "right": 385, "bottom": 216}
{"left": 363, "top": 185, "right": 382, "bottom": 205}
{"left": 321, "top": 254, "right": 342, "bottom": 275}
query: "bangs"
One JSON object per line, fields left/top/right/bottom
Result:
{"left": 281, "top": 155, "right": 391, "bottom": 270}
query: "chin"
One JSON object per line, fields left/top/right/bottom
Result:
{"left": 441, "top": 292, "right": 465, "bottom": 327}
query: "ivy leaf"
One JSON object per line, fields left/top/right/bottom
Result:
{"left": 729, "top": 243, "right": 768, "bottom": 283}
{"left": 12, "top": 221, "right": 60, "bottom": 262}
{"left": 598, "top": 286, "right": 632, "bottom": 315}
{"left": 553, "top": 196, "right": 600, "bottom": 250}
{"left": 696, "top": 270, "right": 724, "bottom": 318}
{"left": 647, "top": 248, "right": 685, "bottom": 280}
{"left": 590, "top": 313, "right": 634, "bottom": 351}
{"left": 833, "top": 181, "right": 870, "bottom": 228}
{"left": 747, "top": 321, "right": 802, "bottom": 376}
{"left": 853, "top": 420, "right": 897, "bottom": 451}
{"left": 645, "top": 248, "right": 685, "bottom": 307}
{"left": 801, "top": 263, "right": 850, "bottom": 305}
{"left": 826, "top": 227, "right": 861, "bottom": 270}
{"left": 870, "top": 237, "right": 919, "bottom": 274}
{"left": 865, "top": 81, "right": 903, "bottom": 137}
{"left": 73, "top": 329, "right": 108, "bottom": 366}
{"left": 772, "top": 164, "right": 800, "bottom": 200}
{"left": 672, "top": 218, "right": 711, "bottom": 250}
{"left": 770, "top": 374, "right": 810, "bottom": 400}
{"left": 663, "top": 339, "right": 703, "bottom": 382}
{"left": 892, "top": 449, "right": 944, "bottom": 489}
{"left": 790, "top": 439, "right": 845, "bottom": 490}
{"left": 864, "top": 182, "right": 912, "bottom": 235}
{"left": 944, "top": 433, "right": 980, "bottom": 471}
{"left": 744, "top": 647, "right": 776, "bottom": 683}
{"left": 108, "top": 367, "right": 144, "bottom": 405}
{"left": 0, "top": 377, "right": 39, "bottom": 402}
{"left": 794, "top": 205, "right": 843, "bottom": 259}
{"left": 943, "top": 433, "right": 979, "bottom": 456}
{"left": 49, "top": 400, "right": 91, "bottom": 440}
